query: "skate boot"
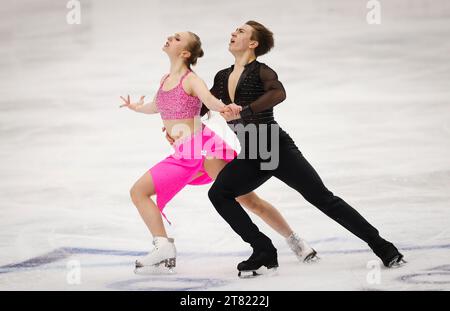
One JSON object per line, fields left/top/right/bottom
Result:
{"left": 237, "top": 248, "right": 278, "bottom": 278}
{"left": 134, "top": 236, "right": 177, "bottom": 274}
{"left": 286, "top": 232, "right": 320, "bottom": 263}
{"left": 370, "top": 240, "right": 406, "bottom": 268}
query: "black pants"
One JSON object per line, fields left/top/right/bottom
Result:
{"left": 208, "top": 123, "right": 387, "bottom": 252}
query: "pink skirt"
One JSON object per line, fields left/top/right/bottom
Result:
{"left": 149, "top": 124, "right": 237, "bottom": 224}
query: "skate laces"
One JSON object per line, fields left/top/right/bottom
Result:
{"left": 151, "top": 237, "right": 175, "bottom": 251}
{"left": 152, "top": 239, "right": 159, "bottom": 249}
{"left": 151, "top": 237, "right": 166, "bottom": 251}
{"left": 287, "top": 233, "right": 304, "bottom": 255}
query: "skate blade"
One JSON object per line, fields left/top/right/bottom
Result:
{"left": 134, "top": 258, "right": 176, "bottom": 275}
{"left": 134, "top": 265, "right": 175, "bottom": 275}
{"left": 238, "top": 266, "right": 278, "bottom": 279}
{"left": 303, "top": 249, "right": 320, "bottom": 263}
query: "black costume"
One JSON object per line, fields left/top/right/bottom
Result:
{"left": 203, "top": 60, "right": 403, "bottom": 269}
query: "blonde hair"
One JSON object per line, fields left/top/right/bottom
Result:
{"left": 185, "top": 32, "right": 204, "bottom": 68}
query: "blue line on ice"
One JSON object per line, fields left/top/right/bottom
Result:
{"left": 1, "top": 242, "right": 449, "bottom": 274}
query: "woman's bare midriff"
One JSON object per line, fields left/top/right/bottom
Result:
{"left": 163, "top": 117, "right": 202, "bottom": 143}
{"left": 163, "top": 117, "right": 230, "bottom": 182}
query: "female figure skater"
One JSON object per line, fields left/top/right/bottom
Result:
{"left": 120, "top": 31, "right": 317, "bottom": 272}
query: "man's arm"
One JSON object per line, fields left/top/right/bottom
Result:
{"left": 240, "top": 64, "right": 286, "bottom": 118}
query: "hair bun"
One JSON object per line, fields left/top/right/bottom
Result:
{"left": 199, "top": 49, "right": 204, "bottom": 58}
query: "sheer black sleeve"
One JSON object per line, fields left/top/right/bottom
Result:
{"left": 240, "top": 64, "right": 286, "bottom": 117}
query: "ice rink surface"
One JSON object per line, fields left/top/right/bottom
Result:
{"left": 0, "top": 0, "right": 449, "bottom": 290}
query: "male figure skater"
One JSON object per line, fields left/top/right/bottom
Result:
{"left": 205, "top": 20, "right": 405, "bottom": 277}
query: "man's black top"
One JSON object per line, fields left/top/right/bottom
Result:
{"left": 201, "top": 59, "right": 286, "bottom": 125}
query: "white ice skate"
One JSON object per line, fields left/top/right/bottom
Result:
{"left": 286, "top": 232, "right": 320, "bottom": 263}
{"left": 134, "top": 236, "right": 177, "bottom": 274}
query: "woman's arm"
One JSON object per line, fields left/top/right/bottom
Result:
{"left": 188, "top": 74, "right": 241, "bottom": 115}
{"left": 135, "top": 94, "right": 158, "bottom": 114}
{"left": 119, "top": 94, "right": 159, "bottom": 114}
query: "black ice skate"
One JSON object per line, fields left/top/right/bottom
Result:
{"left": 371, "top": 241, "right": 406, "bottom": 268}
{"left": 237, "top": 248, "right": 278, "bottom": 278}
{"left": 387, "top": 254, "right": 407, "bottom": 268}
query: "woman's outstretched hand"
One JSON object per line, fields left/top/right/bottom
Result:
{"left": 119, "top": 95, "right": 145, "bottom": 111}
{"left": 220, "top": 103, "right": 242, "bottom": 121}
